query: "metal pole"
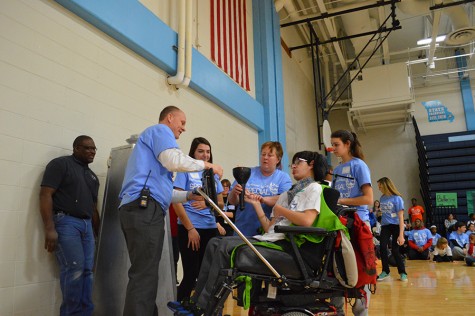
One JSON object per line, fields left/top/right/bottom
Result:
{"left": 196, "top": 188, "right": 282, "bottom": 280}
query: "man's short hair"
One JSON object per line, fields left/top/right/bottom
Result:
{"left": 159, "top": 105, "right": 181, "bottom": 121}
{"left": 454, "top": 221, "right": 466, "bottom": 230}
{"left": 73, "top": 135, "right": 92, "bottom": 148}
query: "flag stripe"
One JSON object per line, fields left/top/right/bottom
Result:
{"left": 242, "top": 0, "right": 250, "bottom": 90}
{"left": 210, "top": 0, "right": 215, "bottom": 63}
{"left": 210, "top": 0, "right": 249, "bottom": 90}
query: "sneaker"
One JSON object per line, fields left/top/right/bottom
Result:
{"left": 400, "top": 273, "right": 408, "bottom": 282}
{"left": 377, "top": 271, "right": 390, "bottom": 281}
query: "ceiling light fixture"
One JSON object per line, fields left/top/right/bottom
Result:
{"left": 417, "top": 35, "right": 446, "bottom": 46}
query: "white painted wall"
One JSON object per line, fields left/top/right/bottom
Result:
{"left": 139, "top": 0, "right": 256, "bottom": 97}
{"left": 282, "top": 49, "right": 319, "bottom": 159}
{"left": 0, "top": 1, "right": 258, "bottom": 314}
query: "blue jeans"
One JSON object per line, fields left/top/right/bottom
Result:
{"left": 54, "top": 213, "right": 95, "bottom": 316}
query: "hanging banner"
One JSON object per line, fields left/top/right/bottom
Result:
{"left": 436, "top": 192, "right": 458, "bottom": 207}
{"left": 467, "top": 191, "right": 475, "bottom": 214}
{"left": 421, "top": 100, "right": 454, "bottom": 123}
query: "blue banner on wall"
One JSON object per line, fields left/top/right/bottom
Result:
{"left": 422, "top": 100, "right": 454, "bottom": 122}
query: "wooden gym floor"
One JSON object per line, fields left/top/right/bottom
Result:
{"left": 222, "top": 259, "right": 474, "bottom": 315}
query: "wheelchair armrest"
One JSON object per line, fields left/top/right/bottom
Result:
{"left": 335, "top": 205, "right": 357, "bottom": 217}
{"left": 274, "top": 225, "right": 328, "bottom": 235}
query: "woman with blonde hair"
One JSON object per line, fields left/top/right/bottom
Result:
{"left": 376, "top": 177, "right": 407, "bottom": 282}
{"left": 228, "top": 141, "right": 292, "bottom": 236}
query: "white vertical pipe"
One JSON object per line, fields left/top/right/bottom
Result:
{"left": 180, "top": 0, "right": 193, "bottom": 87}
{"left": 167, "top": 0, "right": 186, "bottom": 85}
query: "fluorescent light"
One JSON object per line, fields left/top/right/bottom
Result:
{"left": 417, "top": 35, "right": 446, "bottom": 46}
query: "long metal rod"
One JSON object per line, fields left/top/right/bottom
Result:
{"left": 196, "top": 188, "right": 282, "bottom": 279}
{"left": 430, "top": 0, "right": 475, "bottom": 10}
{"left": 281, "top": 0, "right": 400, "bottom": 28}
{"left": 289, "top": 26, "right": 401, "bottom": 51}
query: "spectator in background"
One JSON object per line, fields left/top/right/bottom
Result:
{"left": 431, "top": 237, "right": 453, "bottom": 262}
{"left": 467, "top": 213, "right": 475, "bottom": 227}
{"left": 465, "top": 233, "right": 475, "bottom": 266}
{"left": 408, "top": 198, "right": 424, "bottom": 224}
{"left": 449, "top": 221, "right": 468, "bottom": 260}
{"left": 407, "top": 219, "right": 432, "bottom": 260}
{"left": 219, "top": 179, "right": 235, "bottom": 236}
{"left": 444, "top": 213, "right": 457, "bottom": 236}
{"left": 429, "top": 225, "right": 441, "bottom": 251}
{"left": 376, "top": 177, "right": 407, "bottom": 282}
{"left": 466, "top": 223, "right": 475, "bottom": 238}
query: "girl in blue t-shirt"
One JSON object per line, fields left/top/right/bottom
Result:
{"left": 173, "top": 137, "right": 224, "bottom": 303}
{"left": 376, "top": 177, "right": 407, "bottom": 282}
{"left": 330, "top": 130, "right": 373, "bottom": 316}
{"left": 330, "top": 130, "right": 373, "bottom": 222}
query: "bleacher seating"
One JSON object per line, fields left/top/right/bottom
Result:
{"left": 413, "top": 117, "right": 475, "bottom": 229}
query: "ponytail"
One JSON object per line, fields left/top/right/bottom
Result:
{"left": 331, "top": 130, "right": 365, "bottom": 160}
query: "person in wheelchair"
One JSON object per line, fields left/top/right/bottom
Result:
{"left": 169, "top": 151, "right": 348, "bottom": 316}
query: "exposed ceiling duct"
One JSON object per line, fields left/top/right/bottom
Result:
{"left": 338, "top": 0, "right": 381, "bottom": 67}
{"left": 398, "top": 0, "right": 475, "bottom": 46}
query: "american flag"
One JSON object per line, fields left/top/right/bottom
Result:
{"left": 210, "top": 0, "right": 250, "bottom": 91}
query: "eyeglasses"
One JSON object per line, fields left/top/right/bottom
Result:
{"left": 79, "top": 145, "right": 97, "bottom": 152}
{"left": 289, "top": 158, "right": 307, "bottom": 168}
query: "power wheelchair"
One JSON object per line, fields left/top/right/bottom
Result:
{"left": 184, "top": 184, "right": 363, "bottom": 316}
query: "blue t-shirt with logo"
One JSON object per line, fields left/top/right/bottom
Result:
{"left": 449, "top": 231, "right": 469, "bottom": 248}
{"left": 174, "top": 171, "right": 223, "bottom": 229}
{"left": 232, "top": 167, "right": 292, "bottom": 236}
{"left": 380, "top": 195, "right": 404, "bottom": 226}
{"left": 408, "top": 228, "right": 432, "bottom": 247}
{"left": 332, "top": 158, "right": 372, "bottom": 221}
{"left": 119, "top": 124, "right": 179, "bottom": 212}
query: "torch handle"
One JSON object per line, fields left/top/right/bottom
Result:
{"left": 239, "top": 188, "right": 245, "bottom": 210}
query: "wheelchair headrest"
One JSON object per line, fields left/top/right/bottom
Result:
{"left": 323, "top": 187, "right": 340, "bottom": 213}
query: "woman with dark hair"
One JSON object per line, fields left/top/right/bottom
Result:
{"left": 330, "top": 130, "right": 373, "bottom": 316}
{"left": 169, "top": 151, "right": 347, "bottom": 315}
{"left": 172, "top": 137, "right": 225, "bottom": 304}
{"left": 228, "top": 141, "right": 292, "bottom": 236}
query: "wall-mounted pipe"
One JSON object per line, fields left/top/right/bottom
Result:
{"left": 167, "top": 0, "right": 192, "bottom": 88}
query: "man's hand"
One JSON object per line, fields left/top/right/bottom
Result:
{"left": 44, "top": 228, "right": 58, "bottom": 252}
{"left": 205, "top": 162, "right": 223, "bottom": 179}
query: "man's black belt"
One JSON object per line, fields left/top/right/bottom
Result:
{"left": 55, "top": 211, "right": 91, "bottom": 220}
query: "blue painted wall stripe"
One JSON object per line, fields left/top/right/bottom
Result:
{"left": 252, "top": 0, "right": 289, "bottom": 169}
{"left": 456, "top": 50, "right": 475, "bottom": 131}
{"left": 54, "top": 0, "right": 265, "bottom": 131}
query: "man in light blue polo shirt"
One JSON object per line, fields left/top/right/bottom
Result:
{"left": 119, "top": 105, "right": 223, "bottom": 316}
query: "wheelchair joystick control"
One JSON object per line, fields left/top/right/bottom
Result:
{"left": 232, "top": 167, "right": 251, "bottom": 210}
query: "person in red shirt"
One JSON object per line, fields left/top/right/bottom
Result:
{"left": 408, "top": 198, "right": 425, "bottom": 224}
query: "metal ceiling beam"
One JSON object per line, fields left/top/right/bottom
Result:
{"left": 315, "top": 0, "right": 347, "bottom": 70}
{"left": 430, "top": 0, "right": 475, "bottom": 10}
{"left": 378, "top": 5, "right": 390, "bottom": 64}
{"left": 281, "top": 0, "right": 400, "bottom": 28}
{"left": 289, "top": 25, "right": 401, "bottom": 50}
{"left": 426, "top": 7, "right": 442, "bottom": 70}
